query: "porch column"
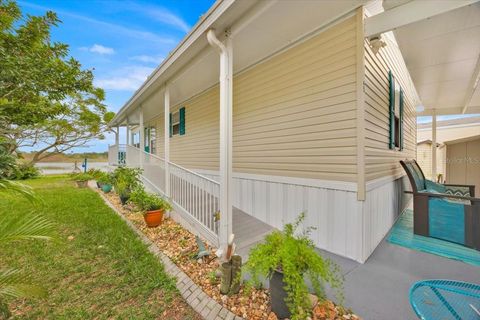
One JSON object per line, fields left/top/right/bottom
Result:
{"left": 126, "top": 117, "right": 130, "bottom": 145}
{"left": 139, "top": 106, "right": 144, "bottom": 169}
{"left": 207, "top": 29, "right": 233, "bottom": 253}
{"left": 164, "top": 86, "right": 170, "bottom": 197}
{"left": 432, "top": 113, "right": 437, "bottom": 181}
{"left": 115, "top": 126, "right": 120, "bottom": 146}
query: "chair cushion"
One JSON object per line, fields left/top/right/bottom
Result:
{"left": 428, "top": 197, "right": 465, "bottom": 245}
{"left": 425, "top": 180, "right": 446, "bottom": 193}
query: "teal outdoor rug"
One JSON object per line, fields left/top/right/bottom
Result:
{"left": 387, "top": 209, "right": 480, "bottom": 267}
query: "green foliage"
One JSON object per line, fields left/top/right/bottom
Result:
{"left": 0, "top": 0, "right": 115, "bottom": 163}
{"left": 111, "top": 167, "right": 142, "bottom": 197}
{"left": 0, "top": 176, "right": 54, "bottom": 316}
{"left": 96, "top": 172, "right": 113, "bottom": 185}
{"left": 86, "top": 168, "right": 103, "bottom": 180}
{"left": 129, "top": 188, "right": 172, "bottom": 212}
{"left": 9, "top": 163, "right": 41, "bottom": 180}
{"left": 70, "top": 172, "right": 93, "bottom": 182}
{"left": 0, "top": 138, "right": 16, "bottom": 178}
{"left": 244, "top": 213, "right": 343, "bottom": 320}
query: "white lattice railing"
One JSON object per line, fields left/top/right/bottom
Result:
{"left": 142, "top": 152, "right": 166, "bottom": 192}
{"left": 124, "top": 145, "right": 219, "bottom": 245}
{"left": 169, "top": 162, "right": 220, "bottom": 243}
{"left": 126, "top": 145, "right": 140, "bottom": 167}
{"left": 108, "top": 145, "right": 118, "bottom": 166}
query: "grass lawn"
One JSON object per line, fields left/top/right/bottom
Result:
{"left": 0, "top": 175, "right": 200, "bottom": 319}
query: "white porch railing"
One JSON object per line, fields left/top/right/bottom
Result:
{"left": 108, "top": 144, "right": 126, "bottom": 166}
{"left": 169, "top": 162, "right": 220, "bottom": 243}
{"left": 123, "top": 145, "right": 220, "bottom": 245}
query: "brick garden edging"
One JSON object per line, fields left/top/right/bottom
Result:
{"left": 95, "top": 189, "right": 242, "bottom": 320}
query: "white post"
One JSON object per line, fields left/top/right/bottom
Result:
{"left": 115, "top": 126, "right": 120, "bottom": 146}
{"left": 126, "top": 117, "right": 130, "bottom": 145}
{"left": 207, "top": 29, "right": 233, "bottom": 252}
{"left": 432, "top": 113, "right": 437, "bottom": 181}
{"left": 139, "top": 107, "right": 144, "bottom": 169}
{"left": 164, "top": 86, "right": 170, "bottom": 197}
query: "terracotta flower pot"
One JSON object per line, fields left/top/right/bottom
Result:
{"left": 76, "top": 180, "right": 88, "bottom": 188}
{"left": 143, "top": 209, "right": 164, "bottom": 228}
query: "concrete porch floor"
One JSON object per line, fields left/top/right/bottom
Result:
{"left": 321, "top": 239, "right": 480, "bottom": 320}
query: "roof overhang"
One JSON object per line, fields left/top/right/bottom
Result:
{"left": 366, "top": 0, "right": 480, "bottom": 116}
{"left": 109, "top": 0, "right": 370, "bottom": 127}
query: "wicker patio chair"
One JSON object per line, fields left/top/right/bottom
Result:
{"left": 400, "top": 159, "right": 480, "bottom": 251}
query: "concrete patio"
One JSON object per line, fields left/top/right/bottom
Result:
{"left": 323, "top": 237, "right": 480, "bottom": 320}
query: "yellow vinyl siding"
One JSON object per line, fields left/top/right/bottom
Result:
{"left": 364, "top": 35, "right": 417, "bottom": 181}
{"left": 146, "top": 16, "right": 359, "bottom": 181}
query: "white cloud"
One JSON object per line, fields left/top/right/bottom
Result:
{"left": 129, "top": 55, "right": 164, "bottom": 64}
{"left": 124, "top": 2, "right": 190, "bottom": 32}
{"left": 94, "top": 66, "right": 154, "bottom": 91}
{"left": 89, "top": 44, "right": 115, "bottom": 55}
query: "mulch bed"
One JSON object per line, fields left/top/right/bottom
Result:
{"left": 97, "top": 188, "right": 361, "bottom": 320}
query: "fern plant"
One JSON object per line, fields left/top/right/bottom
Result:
{"left": 0, "top": 179, "right": 55, "bottom": 317}
{"left": 244, "top": 213, "right": 343, "bottom": 320}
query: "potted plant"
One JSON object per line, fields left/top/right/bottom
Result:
{"left": 97, "top": 173, "right": 113, "bottom": 193}
{"left": 72, "top": 173, "right": 93, "bottom": 188}
{"left": 129, "top": 188, "right": 172, "bottom": 227}
{"left": 115, "top": 180, "right": 130, "bottom": 205}
{"left": 244, "top": 213, "right": 343, "bottom": 320}
{"left": 87, "top": 168, "right": 104, "bottom": 188}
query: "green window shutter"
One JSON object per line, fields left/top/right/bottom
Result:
{"left": 169, "top": 113, "right": 173, "bottom": 137}
{"left": 388, "top": 71, "right": 395, "bottom": 150}
{"left": 179, "top": 107, "right": 185, "bottom": 135}
{"left": 399, "top": 88, "right": 404, "bottom": 151}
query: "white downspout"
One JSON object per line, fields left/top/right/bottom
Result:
{"left": 139, "top": 106, "right": 144, "bottom": 169}
{"left": 164, "top": 86, "right": 170, "bottom": 197}
{"left": 207, "top": 29, "right": 233, "bottom": 253}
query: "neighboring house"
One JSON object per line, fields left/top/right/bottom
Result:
{"left": 108, "top": 0, "right": 479, "bottom": 263}
{"left": 417, "top": 116, "right": 480, "bottom": 181}
{"left": 416, "top": 140, "right": 445, "bottom": 181}
{"left": 445, "top": 135, "right": 480, "bottom": 194}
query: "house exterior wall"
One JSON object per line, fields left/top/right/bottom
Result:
{"left": 446, "top": 137, "right": 480, "bottom": 193}
{"left": 136, "top": 9, "right": 417, "bottom": 262}
{"left": 148, "top": 15, "right": 358, "bottom": 182}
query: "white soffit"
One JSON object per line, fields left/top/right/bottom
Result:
{"left": 114, "top": 0, "right": 366, "bottom": 125}
{"left": 387, "top": 1, "right": 480, "bottom": 115}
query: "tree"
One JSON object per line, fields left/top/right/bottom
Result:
{"left": 0, "top": 0, "right": 114, "bottom": 161}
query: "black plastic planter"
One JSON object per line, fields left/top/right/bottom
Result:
{"left": 270, "top": 270, "right": 290, "bottom": 319}
{"left": 119, "top": 194, "right": 129, "bottom": 205}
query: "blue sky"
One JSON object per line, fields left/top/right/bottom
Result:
{"left": 19, "top": 0, "right": 214, "bottom": 153}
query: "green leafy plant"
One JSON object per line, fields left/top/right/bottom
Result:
{"left": 244, "top": 213, "right": 343, "bottom": 320}
{"left": 96, "top": 172, "right": 113, "bottom": 185}
{"left": 9, "top": 163, "right": 40, "bottom": 180}
{"left": 0, "top": 179, "right": 55, "bottom": 317}
{"left": 129, "top": 188, "right": 172, "bottom": 212}
{"left": 111, "top": 167, "right": 142, "bottom": 195}
{"left": 70, "top": 173, "right": 93, "bottom": 182}
{"left": 87, "top": 168, "right": 103, "bottom": 180}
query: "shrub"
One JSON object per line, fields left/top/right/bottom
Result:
{"left": 96, "top": 172, "right": 113, "bottom": 185}
{"left": 244, "top": 213, "right": 343, "bottom": 320}
{"left": 129, "top": 188, "right": 172, "bottom": 212}
{"left": 71, "top": 172, "right": 93, "bottom": 182}
{"left": 87, "top": 168, "right": 104, "bottom": 180}
{"left": 10, "top": 163, "right": 41, "bottom": 180}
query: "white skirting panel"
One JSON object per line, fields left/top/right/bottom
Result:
{"left": 195, "top": 169, "right": 363, "bottom": 262}
{"left": 362, "top": 175, "right": 411, "bottom": 261}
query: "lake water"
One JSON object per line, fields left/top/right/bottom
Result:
{"left": 35, "top": 162, "right": 112, "bottom": 175}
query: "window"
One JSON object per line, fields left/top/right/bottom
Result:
{"left": 150, "top": 127, "right": 156, "bottom": 154}
{"left": 132, "top": 132, "right": 140, "bottom": 148}
{"left": 171, "top": 111, "right": 180, "bottom": 136}
{"left": 388, "top": 71, "right": 404, "bottom": 150}
{"left": 170, "top": 107, "right": 185, "bottom": 137}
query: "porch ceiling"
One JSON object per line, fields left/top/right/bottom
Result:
{"left": 382, "top": 0, "right": 480, "bottom": 116}
{"left": 111, "top": 0, "right": 368, "bottom": 126}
